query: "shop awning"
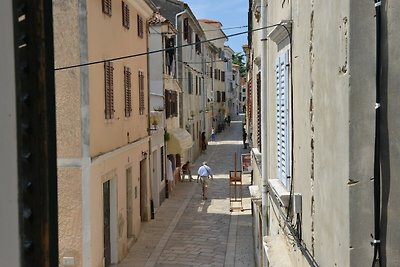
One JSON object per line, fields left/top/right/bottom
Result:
{"left": 167, "top": 128, "right": 193, "bottom": 154}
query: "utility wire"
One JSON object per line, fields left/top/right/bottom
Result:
{"left": 149, "top": 25, "right": 248, "bottom": 35}
{"left": 55, "top": 24, "right": 281, "bottom": 71}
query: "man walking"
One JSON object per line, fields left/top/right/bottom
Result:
{"left": 197, "top": 162, "right": 213, "bottom": 200}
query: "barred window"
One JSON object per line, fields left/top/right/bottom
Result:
{"left": 122, "top": 1, "right": 130, "bottom": 29}
{"left": 104, "top": 61, "right": 114, "bottom": 119}
{"left": 102, "top": 0, "right": 112, "bottom": 16}
{"left": 138, "top": 71, "right": 145, "bottom": 115}
{"left": 137, "top": 15, "right": 144, "bottom": 38}
{"left": 124, "top": 66, "right": 132, "bottom": 117}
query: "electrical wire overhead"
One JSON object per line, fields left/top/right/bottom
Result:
{"left": 55, "top": 24, "right": 282, "bottom": 71}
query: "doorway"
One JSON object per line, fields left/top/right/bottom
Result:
{"left": 103, "top": 180, "right": 111, "bottom": 266}
{"left": 103, "top": 179, "right": 117, "bottom": 266}
{"left": 126, "top": 167, "right": 133, "bottom": 238}
{"left": 140, "top": 159, "right": 148, "bottom": 221}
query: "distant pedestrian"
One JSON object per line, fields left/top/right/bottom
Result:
{"left": 242, "top": 128, "right": 247, "bottom": 149}
{"left": 197, "top": 162, "right": 213, "bottom": 200}
{"left": 211, "top": 127, "right": 216, "bottom": 141}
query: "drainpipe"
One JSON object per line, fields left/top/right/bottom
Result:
{"left": 260, "top": 0, "right": 269, "bottom": 261}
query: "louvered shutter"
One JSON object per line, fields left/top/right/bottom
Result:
{"left": 275, "top": 52, "right": 290, "bottom": 186}
{"left": 104, "top": 61, "right": 114, "bottom": 119}
{"left": 124, "top": 66, "right": 132, "bottom": 117}
{"left": 139, "top": 71, "right": 145, "bottom": 115}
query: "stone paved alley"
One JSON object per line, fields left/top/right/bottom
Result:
{"left": 115, "top": 115, "right": 255, "bottom": 267}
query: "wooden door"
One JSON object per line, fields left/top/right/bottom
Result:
{"left": 103, "top": 181, "right": 111, "bottom": 266}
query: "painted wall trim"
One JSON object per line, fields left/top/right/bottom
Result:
{"left": 92, "top": 136, "right": 150, "bottom": 165}
{"left": 78, "top": 0, "right": 91, "bottom": 266}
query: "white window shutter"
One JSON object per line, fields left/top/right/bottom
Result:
{"left": 275, "top": 52, "right": 290, "bottom": 187}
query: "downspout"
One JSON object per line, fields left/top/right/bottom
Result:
{"left": 371, "top": 0, "right": 382, "bottom": 266}
{"left": 260, "top": 0, "right": 269, "bottom": 251}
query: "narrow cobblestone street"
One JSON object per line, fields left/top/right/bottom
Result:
{"left": 116, "top": 115, "right": 255, "bottom": 267}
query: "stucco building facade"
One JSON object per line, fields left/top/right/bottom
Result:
{"left": 248, "top": 0, "right": 400, "bottom": 266}
{"left": 54, "top": 0, "right": 155, "bottom": 266}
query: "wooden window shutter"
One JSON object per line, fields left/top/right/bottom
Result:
{"left": 102, "top": 0, "right": 112, "bottom": 16}
{"left": 137, "top": 15, "right": 144, "bottom": 38}
{"left": 275, "top": 53, "right": 290, "bottom": 187}
{"left": 122, "top": 2, "right": 130, "bottom": 29}
{"left": 104, "top": 61, "right": 114, "bottom": 119}
{"left": 138, "top": 71, "right": 145, "bottom": 115}
{"left": 172, "top": 91, "right": 178, "bottom": 117}
{"left": 124, "top": 66, "right": 132, "bottom": 117}
{"left": 165, "top": 90, "right": 170, "bottom": 118}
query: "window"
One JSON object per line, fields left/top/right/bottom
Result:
{"left": 165, "top": 90, "right": 178, "bottom": 118}
{"left": 195, "top": 34, "right": 201, "bottom": 54}
{"left": 137, "top": 15, "right": 144, "bottom": 38}
{"left": 124, "top": 66, "right": 132, "bottom": 117}
{"left": 165, "top": 37, "right": 175, "bottom": 75}
{"left": 183, "top": 18, "right": 189, "bottom": 40}
{"left": 214, "top": 69, "right": 218, "bottom": 80}
{"left": 195, "top": 76, "right": 198, "bottom": 95}
{"left": 217, "top": 91, "right": 221, "bottom": 103}
{"left": 104, "top": 61, "right": 114, "bottom": 119}
{"left": 171, "top": 91, "right": 177, "bottom": 116}
{"left": 275, "top": 52, "right": 290, "bottom": 187}
{"left": 222, "top": 92, "right": 226, "bottom": 102}
{"left": 122, "top": 1, "right": 130, "bottom": 29}
{"left": 221, "top": 71, "right": 225, "bottom": 82}
{"left": 102, "top": 0, "right": 112, "bottom": 16}
{"left": 138, "top": 71, "right": 145, "bottom": 115}
{"left": 188, "top": 71, "right": 193, "bottom": 94}
{"left": 187, "top": 26, "right": 192, "bottom": 44}
{"left": 209, "top": 67, "right": 213, "bottom": 78}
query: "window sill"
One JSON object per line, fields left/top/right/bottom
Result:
{"left": 249, "top": 185, "right": 262, "bottom": 206}
{"left": 263, "top": 235, "right": 293, "bottom": 267}
{"left": 268, "top": 179, "right": 290, "bottom": 207}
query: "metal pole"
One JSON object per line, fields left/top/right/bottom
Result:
{"left": 260, "top": 0, "right": 269, "bottom": 263}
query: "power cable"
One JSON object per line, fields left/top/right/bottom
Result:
{"left": 55, "top": 24, "right": 281, "bottom": 71}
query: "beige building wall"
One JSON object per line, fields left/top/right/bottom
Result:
{"left": 54, "top": 0, "right": 155, "bottom": 266}
{"left": 87, "top": 0, "right": 150, "bottom": 157}
{"left": 261, "top": 0, "right": 400, "bottom": 266}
